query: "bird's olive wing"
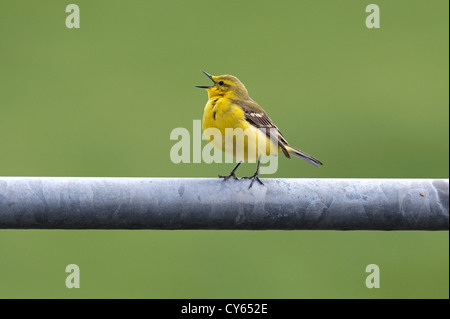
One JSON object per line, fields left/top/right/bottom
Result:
{"left": 242, "top": 109, "right": 291, "bottom": 159}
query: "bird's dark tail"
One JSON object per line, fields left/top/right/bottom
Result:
{"left": 286, "top": 145, "right": 323, "bottom": 167}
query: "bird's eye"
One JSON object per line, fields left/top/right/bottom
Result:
{"left": 219, "top": 81, "right": 224, "bottom": 85}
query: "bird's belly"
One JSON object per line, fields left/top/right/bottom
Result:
{"left": 227, "top": 124, "right": 279, "bottom": 162}
{"left": 202, "top": 101, "right": 278, "bottom": 162}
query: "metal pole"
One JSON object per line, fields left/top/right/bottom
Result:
{"left": 0, "top": 177, "right": 448, "bottom": 230}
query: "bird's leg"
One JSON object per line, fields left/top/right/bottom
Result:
{"left": 219, "top": 161, "right": 242, "bottom": 181}
{"left": 242, "top": 158, "right": 264, "bottom": 188}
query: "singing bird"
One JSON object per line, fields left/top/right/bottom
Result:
{"left": 196, "top": 71, "right": 322, "bottom": 187}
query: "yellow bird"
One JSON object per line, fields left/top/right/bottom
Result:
{"left": 196, "top": 70, "right": 322, "bottom": 187}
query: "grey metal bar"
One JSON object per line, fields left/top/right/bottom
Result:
{"left": 0, "top": 177, "right": 448, "bottom": 230}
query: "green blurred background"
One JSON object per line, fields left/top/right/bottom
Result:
{"left": 0, "top": 0, "right": 448, "bottom": 298}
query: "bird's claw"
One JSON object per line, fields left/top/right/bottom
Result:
{"left": 242, "top": 174, "right": 264, "bottom": 188}
{"left": 218, "top": 173, "right": 239, "bottom": 181}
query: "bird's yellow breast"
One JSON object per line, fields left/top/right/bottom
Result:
{"left": 202, "top": 98, "right": 278, "bottom": 162}
{"left": 202, "top": 98, "right": 248, "bottom": 134}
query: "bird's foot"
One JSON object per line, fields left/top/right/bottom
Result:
{"left": 218, "top": 172, "right": 240, "bottom": 181}
{"left": 242, "top": 172, "right": 264, "bottom": 188}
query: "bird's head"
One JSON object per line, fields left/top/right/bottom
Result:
{"left": 196, "top": 71, "right": 249, "bottom": 99}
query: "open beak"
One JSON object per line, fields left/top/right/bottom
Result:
{"left": 195, "top": 70, "right": 215, "bottom": 88}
